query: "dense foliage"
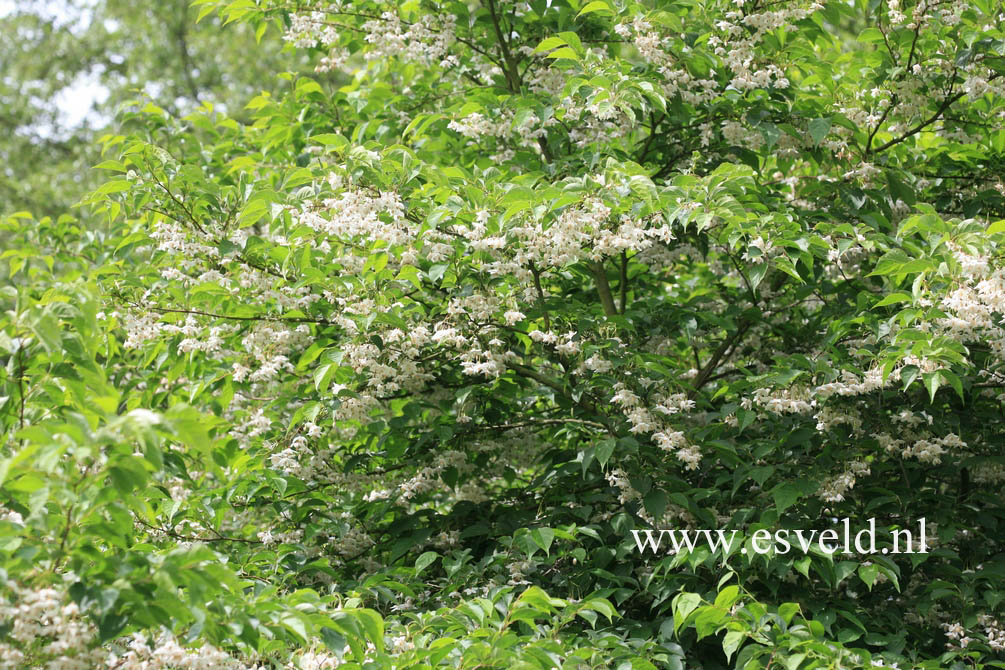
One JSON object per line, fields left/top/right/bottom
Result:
{"left": 3, "top": 0, "right": 1005, "bottom": 668}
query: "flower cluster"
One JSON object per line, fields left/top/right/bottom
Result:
{"left": 817, "top": 460, "right": 870, "bottom": 503}
{"left": 0, "top": 584, "right": 265, "bottom": 670}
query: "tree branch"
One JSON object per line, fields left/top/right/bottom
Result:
{"left": 689, "top": 320, "right": 752, "bottom": 399}
{"left": 485, "top": 0, "right": 520, "bottom": 92}
{"left": 590, "top": 261, "right": 618, "bottom": 317}
{"left": 868, "top": 74, "right": 1004, "bottom": 154}
{"left": 529, "top": 262, "right": 551, "bottom": 330}
{"left": 618, "top": 251, "right": 628, "bottom": 314}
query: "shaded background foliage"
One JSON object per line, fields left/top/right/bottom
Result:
{"left": 0, "top": 0, "right": 307, "bottom": 217}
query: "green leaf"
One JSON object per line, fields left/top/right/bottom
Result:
{"left": 923, "top": 371, "right": 942, "bottom": 403}
{"left": 578, "top": 1, "right": 614, "bottom": 16}
{"left": 900, "top": 364, "right": 920, "bottom": 390}
{"left": 29, "top": 314, "right": 62, "bottom": 353}
{"left": 365, "top": 252, "right": 389, "bottom": 274}
{"left": 311, "top": 133, "right": 349, "bottom": 149}
{"left": 97, "top": 612, "right": 128, "bottom": 642}
{"left": 713, "top": 585, "right": 739, "bottom": 609}
{"left": 672, "top": 592, "right": 702, "bottom": 634}
{"left": 530, "top": 527, "right": 555, "bottom": 555}
{"left": 534, "top": 36, "right": 567, "bottom": 52}
{"left": 93, "top": 179, "right": 132, "bottom": 196}
{"left": 694, "top": 606, "right": 725, "bottom": 640}
{"left": 858, "top": 27, "right": 885, "bottom": 42}
{"left": 778, "top": 602, "right": 799, "bottom": 624}
{"left": 644, "top": 489, "right": 668, "bottom": 520}
{"left": 722, "top": 630, "right": 745, "bottom": 662}
{"left": 395, "top": 265, "right": 421, "bottom": 289}
{"left": 772, "top": 483, "right": 802, "bottom": 514}
{"left": 295, "top": 78, "right": 324, "bottom": 96}
{"left": 415, "top": 551, "right": 439, "bottom": 575}
{"left": 280, "top": 613, "right": 309, "bottom": 642}
{"left": 869, "top": 250, "right": 934, "bottom": 277}
{"left": 886, "top": 171, "right": 916, "bottom": 205}
{"left": 940, "top": 368, "right": 964, "bottom": 401}
{"left": 873, "top": 292, "right": 912, "bottom": 308}
{"left": 595, "top": 438, "right": 615, "bottom": 468}
{"left": 93, "top": 160, "right": 128, "bottom": 172}
{"left": 580, "top": 597, "right": 617, "bottom": 622}
{"left": 427, "top": 263, "right": 448, "bottom": 282}
{"left": 759, "top": 122, "right": 781, "bottom": 150}
{"left": 835, "top": 560, "right": 859, "bottom": 586}
{"left": 320, "top": 627, "right": 347, "bottom": 659}
{"left": 354, "top": 609, "right": 384, "bottom": 652}
{"left": 858, "top": 563, "right": 880, "bottom": 590}
{"left": 314, "top": 363, "right": 334, "bottom": 393}
{"left": 808, "top": 118, "right": 831, "bottom": 145}
{"left": 546, "top": 47, "right": 581, "bottom": 60}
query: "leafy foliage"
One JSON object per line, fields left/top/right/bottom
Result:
{"left": 3, "top": 0, "right": 1005, "bottom": 668}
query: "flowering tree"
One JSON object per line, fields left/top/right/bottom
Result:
{"left": 3, "top": 0, "right": 1005, "bottom": 668}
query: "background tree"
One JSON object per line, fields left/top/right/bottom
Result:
{"left": 0, "top": 0, "right": 308, "bottom": 218}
